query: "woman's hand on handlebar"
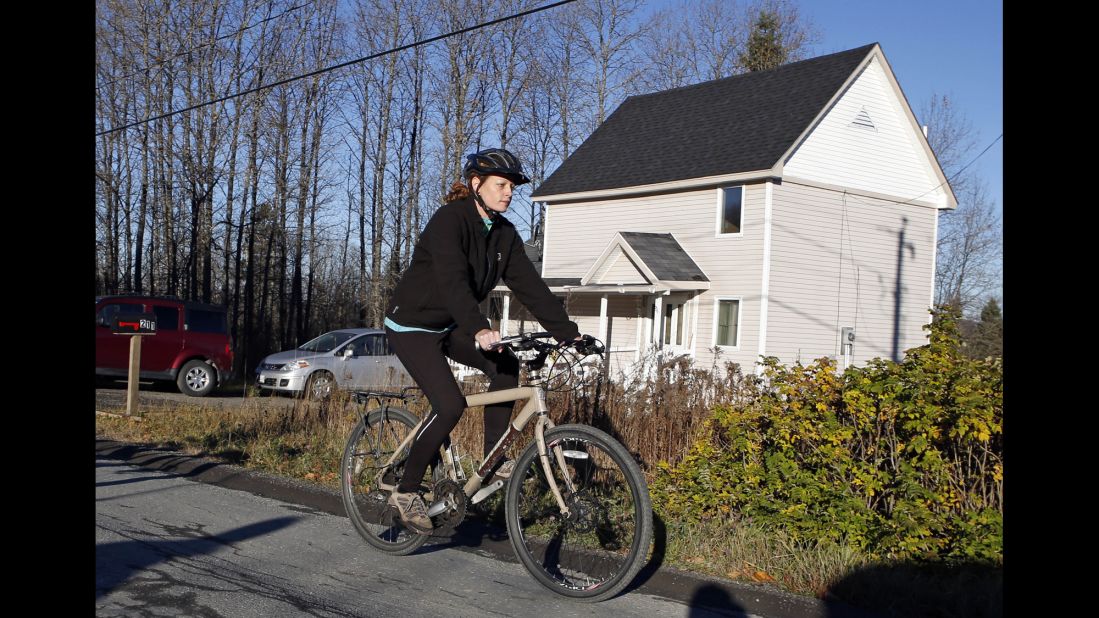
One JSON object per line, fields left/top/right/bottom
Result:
{"left": 566, "top": 334, "right": 604, "bottom": 356}
{"left": 475, "top": 328, "right": 502, "bottom": 350}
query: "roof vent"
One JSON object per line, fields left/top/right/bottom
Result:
{"left": 850, "top": 107, "right": 877, "bottom": 131}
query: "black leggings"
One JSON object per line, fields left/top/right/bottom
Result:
{"left": 385, "top": 326, "right": 519, "bottom": 493}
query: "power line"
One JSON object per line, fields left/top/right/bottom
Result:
{"left": 898, "top": 132, "right": 1003, "bottom": 206}
{"left": 96, "top": 0, "right": 577, "bottom": 137}
{"left": 945, "top": 132, "right": 1003, "bottom": 185}
{"left": 97, "top": 2, "right": 315, "bottom": 91}
{"left": 837, "top": 132, "right": 1003, "bottom": 213}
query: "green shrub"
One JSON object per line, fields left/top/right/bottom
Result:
{"left": 653, "top": 308, "right": 1002, "bottom": 562}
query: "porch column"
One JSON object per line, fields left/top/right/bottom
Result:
{"left": 501, "top": 293, "right": 511, "bottom": 337}
{"left": 653, "top": 295, "right": 663, "bottom": 348}
{"left": 598, "top": 294, "right": 608, "bottom": 343}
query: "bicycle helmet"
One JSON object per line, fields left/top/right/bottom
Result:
{"left": 463, "top": 148, "right": 531, "bottom": 186}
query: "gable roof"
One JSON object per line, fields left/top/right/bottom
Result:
{"left": 579, "top": 232, "right": 709, "bottom": 292}
{"left": 532, "top": 44, "right": 877, "bottom": 199}
{"left": 617, "top": 232, "right": 709, "bottom": 282}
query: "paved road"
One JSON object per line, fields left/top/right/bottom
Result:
{"left": 97, "top": 456, "right": 752, "bottom": 617}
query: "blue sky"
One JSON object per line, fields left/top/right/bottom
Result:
{"left": 801, "top": 0, "right": 1003, "bottom": 215}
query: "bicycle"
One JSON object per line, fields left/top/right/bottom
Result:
{"left": 339, "top": 332, "right": 653, "bottom": 602}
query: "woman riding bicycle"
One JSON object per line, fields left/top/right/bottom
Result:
{"left": 383, "top": 147, "right": 583, "bottom": 533}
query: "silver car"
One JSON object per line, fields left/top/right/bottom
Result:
{"left": 254, "top": 328, "right": 414, "bottom": 399}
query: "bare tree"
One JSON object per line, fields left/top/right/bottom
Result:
{"left": 934, "top": 181, "right": 1003, "bottom": 314}
{"left": 570, "top": 0, "right": 648, "bottom": 130}
{"left": 634, "top": 4, "right": 697, "bottom": 93}
{"left": 484, "top": 0, "right": 537, "bottom": 148}
{"left": 919, "top": 93, "right": 1003, "bottom": 314}
{"left": 430, "top": 0, "right": 492, "bottom": 197}
{"left": 636, "top": 0, "right": 747, "bottom": 93}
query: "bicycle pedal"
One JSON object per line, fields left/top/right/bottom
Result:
{"left": 470, "top": 479, "right": 505, "bottom": 504}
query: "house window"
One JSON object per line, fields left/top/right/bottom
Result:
{"left": 662, "top": 303, "right": 685, "bottom": 345}
{"left": 718, "top": 186, "right": 743, "bottom": 235}
{"left": 714, "top": 299, "right": 740, "bottom": 347}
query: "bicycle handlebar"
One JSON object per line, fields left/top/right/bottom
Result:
{"left": 494, "top": 332, "right": 605, "bottom": 357}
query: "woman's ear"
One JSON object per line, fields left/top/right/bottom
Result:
{"left": 469, "top": 175, "right": 480, "bottom": 192}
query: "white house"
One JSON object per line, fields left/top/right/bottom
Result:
{"left": 491, "top": 43, "right": 956, "bottom": 378}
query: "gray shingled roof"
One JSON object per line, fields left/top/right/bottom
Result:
{"left": 532, "top": 44, "right": 876, "bottom": 198}
{"left": 620, "top": 232, "right": 708, "bottom": 282}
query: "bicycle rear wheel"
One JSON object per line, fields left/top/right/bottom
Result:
{"left": 505, "top": 424, "right": 653, "bottom": 602}
{"left": 340, "top": 406, "right": 439, "bottom": 555}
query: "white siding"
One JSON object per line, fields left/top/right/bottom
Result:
{"left": 544, "top": 184, "right": 767, "bottom": 373}
{"left": 783, "top": 56, "right": 948, "bottom": 208}
{"left": 766, "top": 181, "right": 937, "bottom": 365}
{"left": 596, "top": 250, "right": 649, "bottom": 284}
{"left": 563, "top": 294, "right": 641, "bottom": 379}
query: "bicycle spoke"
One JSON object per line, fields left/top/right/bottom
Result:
{"left": 507, "top": 427, "right": 652, "bottom": 600}
{"left": 340, "top": 407, "right": 436, "bottom": 555}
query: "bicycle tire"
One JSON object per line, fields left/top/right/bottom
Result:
{"left": 340, "top": 406, "right": 440, "bottom": 555}
{"left": 505, "top": 424, "right": 653, "bottom": 602}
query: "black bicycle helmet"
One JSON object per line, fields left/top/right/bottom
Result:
{"left": 463, "top": 148, "right": 531, "bottom": 186}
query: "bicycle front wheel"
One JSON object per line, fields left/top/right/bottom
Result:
{"left": 340, "top": 406, "right": 438, "bottom": 555}
{"left": 505, "top": 424, "right": 653, "bottom": 602}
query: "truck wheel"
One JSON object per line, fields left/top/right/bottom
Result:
{"left": 177, "top": 360, "right": 217, "bottom": 397}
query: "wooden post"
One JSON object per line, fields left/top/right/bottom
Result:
{"left": 126, "top": 335, "right": 143, "bottom": 418}
{"left": 111, "top": 312, "right": 156, "bottom": 419}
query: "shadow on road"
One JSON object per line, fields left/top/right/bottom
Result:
{"left": 824, "top": 560, "right": 1002, "bottom": 618}
{"left": 688, "top": 584, "right": 748, "bottom": 617}
{"left": 96, "top": 517, "right": 300, "bottom": 599}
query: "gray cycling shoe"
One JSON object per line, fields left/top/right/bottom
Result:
{"left": 388, "top": 490, "right": 433, "bottom": 533}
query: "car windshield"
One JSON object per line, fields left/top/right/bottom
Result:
{"left": 298, "top": 331, "right": 359, "bottom": 353}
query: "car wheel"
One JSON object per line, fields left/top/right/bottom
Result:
{"left": 177, "top": 360, "right": 217, "bottom": 397}
{"left": 305, "top": 371, "right": 335, "bottom": 401}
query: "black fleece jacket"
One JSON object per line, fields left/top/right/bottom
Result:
{"left": 386, "top": 196, "right": 580, "bottom": 343}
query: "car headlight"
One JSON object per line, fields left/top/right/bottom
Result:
{"left": 280, "top": 360, "right": 310, "bottom": 371}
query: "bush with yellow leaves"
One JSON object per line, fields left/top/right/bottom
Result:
{"left": 652, "top": 307, "right": 1002, "bottom": 562}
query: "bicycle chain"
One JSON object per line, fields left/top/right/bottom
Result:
{"left": 429, "top": 479, "right": 467, "bottom": 534}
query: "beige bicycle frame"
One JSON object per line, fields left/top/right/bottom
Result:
{"left": 373, "top": 385, "right": 574, "bottom": 516}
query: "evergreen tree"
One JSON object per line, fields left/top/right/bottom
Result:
{"left": 739, "top": 10, "right": 785, "bottom": 72}
{"left": 966, "top": 298, "right": 1003, "bottom": 359}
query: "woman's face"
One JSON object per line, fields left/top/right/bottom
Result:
{"left": 472, "top": 174, "right": 515, "bottom": 215}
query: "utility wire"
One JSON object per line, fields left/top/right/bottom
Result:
{"left": 96, "top": 0, "right": 577, "bottom": 137}
{"left": 97, "top": 2, "right": 315, "bottom": 91}
{"left": 898, "top": 132, "right": 1003, "bottom": 206}
{"left": 837, "top": 132, "right": 1003, "bottom": 213}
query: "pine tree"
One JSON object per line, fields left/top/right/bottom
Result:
{"left": 967, "top": 298, "right": 1003, "bottom": 359}
{"left": 739, "top": 10, "right": 785, "bottom": 72}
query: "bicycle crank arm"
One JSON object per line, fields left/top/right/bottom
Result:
{"left": 470, "top": 479, "right": 505, "bottom": 504}
{"left": 426, "top": 498, "right": 458, "bottom": 518}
